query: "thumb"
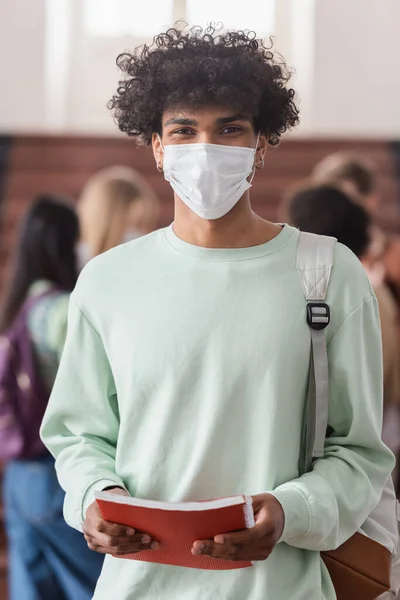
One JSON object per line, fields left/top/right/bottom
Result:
{"left": 214, "top": 521, "right": 263, "bottom": 546}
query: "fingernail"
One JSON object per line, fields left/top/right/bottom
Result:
{"left": 141, "top": 535, "right": 151, "bottom": 544}
{"left": 214, "top": 535, "right": 224, "bottom": 544}
{"left": 126, "top": 528, "right": 135, "bottom": 536}
{"left": 195, "top": 542, "right": 205, "bottom": 551}
{"left": 151, "top": 541, "right": 160, "bottom": 550}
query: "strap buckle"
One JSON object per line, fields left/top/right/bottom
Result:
{"left": 307, "top": 303, "right": 330, "bottom": 331}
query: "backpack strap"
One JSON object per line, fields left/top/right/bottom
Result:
{"left": 296, "top": 232, "right": 337, "bottom": 472}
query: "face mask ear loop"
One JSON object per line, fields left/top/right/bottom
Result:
{"left": 157, "top": 134, "right": 165, "bottom": 153}
{"left": 157, "top": 134, "right": 165, "bottom": 172}
{"left": 249, "top": 132, "right": 262, "bottom": 184}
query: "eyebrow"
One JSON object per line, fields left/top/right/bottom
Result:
{"left": 163, "top": 117, "right": 198, "bottom": 127}
{"left": 163, "top": 114, "right": 250, "bottom": 128}
{"left": 215, "top": 114, "right": 250, "bottom": 125}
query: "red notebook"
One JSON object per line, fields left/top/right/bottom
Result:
{"left": 95, "top": 491, "right": 255, "bottom": 570}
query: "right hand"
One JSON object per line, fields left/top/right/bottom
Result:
{"left": 83, "top": 487, "right": 160, "bottom": 556}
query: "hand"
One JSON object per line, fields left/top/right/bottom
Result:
{"left": 83, "top": 487, "right": 160, "bottom": 556}
{"left": 191, "top": 493, "right": 284, "bottom": 562}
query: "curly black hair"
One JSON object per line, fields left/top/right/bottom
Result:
{"left": 108, "top": 24, "right": 299, "bottom": 146}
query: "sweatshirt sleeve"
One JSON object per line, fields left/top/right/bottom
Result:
{"left": 271, "top": 295, "right": 395, "bottom": 551}
{"left": 40, "top": 294, "right": 127, "bottom": 532}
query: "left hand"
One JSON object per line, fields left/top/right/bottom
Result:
{"left": 191, "top": 493, "right": 284, "bottom": 562}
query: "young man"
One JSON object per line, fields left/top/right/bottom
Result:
{"left": 41, "top": 26, "right": 394, "bottom": 600}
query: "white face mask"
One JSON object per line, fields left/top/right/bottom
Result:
{"left": 160, "top": 137, "right": 259, "bottom": 220}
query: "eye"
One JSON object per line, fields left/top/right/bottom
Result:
{"left": 171, "top": 128, "right": 196, "bottom": 136}
{"left": 220, "top": 126, "right": 244, "bottom": 135}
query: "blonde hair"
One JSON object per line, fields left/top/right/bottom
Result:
{"left": 79, "top": 166, "right": 160, "bottom": 257}
{"left": 311, "top": 152, "right": 376, "bottom": 200}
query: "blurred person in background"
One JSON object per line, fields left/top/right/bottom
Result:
{"left": 311, "top": 151, "right": 380, "bottom": 211}
{"left": 1, "top": 196, "right": 103, "bottom": 600}
{"left": 311, "top": 152, "right": 387, "bottom": 281}
{"left": 286, "top": 184, "right": 400, "bottom": 477}
{"left": 311, "top": 153, "right": 400, "bottom": 464}
{"left": 77, "top": 165, "right": 160, "bottom": 266}
{"left": 384, "top": 236, "right": 400, "bottom": 310}
{"left": 312, "top": 151, "right": 400, "bottom": 297}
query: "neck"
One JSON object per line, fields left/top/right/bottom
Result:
{"left": 172, "top": 192, "right": 281, "bottom": 249}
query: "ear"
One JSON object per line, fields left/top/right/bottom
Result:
{"left": 152, "top": 133, "right": 164, "bottom": 171}
{"left": 256, "top": 134, "right": 268, "bottom": 163}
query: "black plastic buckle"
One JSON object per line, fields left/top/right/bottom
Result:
{"left": 307, "top": 302, "right": 330, "bottom": 331}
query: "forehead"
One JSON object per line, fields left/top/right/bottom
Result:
{"left": 162, "top": 106, "right": 252, "bottom": 126}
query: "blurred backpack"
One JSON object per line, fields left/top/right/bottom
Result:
{"left": 0, "top": 290, "right": 56, "bottom": 460}
{"left": 297, "top": 231, "right": 400, "bottom": 600}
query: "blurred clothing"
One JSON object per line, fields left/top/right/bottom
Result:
{"left": 4, "top": 281, "right": 103, "bottom": 600}
{"left": 373, "top": 281, "right": 400, "bottom": 491}
{"left": 364, "top": 226, "right": 387, "bottom": 283}
{"left": 4, "top": 456, "right": 102, "bottom": 600}
{"left": 27, "top": 280, "right": 70, "bottom": 388}
{"left": 374, "top": 283, "right": 400, "bottom": 408}
{"left": 384, "top": 236, "right": 400, "bottom": 293}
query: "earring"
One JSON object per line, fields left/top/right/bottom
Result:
{"left": 255, "top": 157, "right": 265, "bottom": 170}
{"left": 157, "top": 162, "right": 163, "bottom": 172}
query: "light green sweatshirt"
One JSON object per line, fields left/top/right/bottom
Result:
{"left": 41, "top": 224, "right": 394, "bottom": 600}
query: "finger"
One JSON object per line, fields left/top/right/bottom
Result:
{"left": 196, "top": 530, "right": 256, "bottom": 560}
{"left": 191, "top": 540, "right": 271, "bottom": 562}
{"left": 105, "top": 487, "right": 130, "bottom": 497}
{"left": 84, "top": 531, "right": 159, "bottom": 550}
{"left": 86, "top": 543, "right": 110, "bottom": 555}
{"left": 96, "top": 519, "right": 136, "bottom": 537}
{"left": 192, "top": 540, "right": 243, "bottom": 560}
{"left": 213, "top": 529, "right": 254, "bottom": 547}
{"left": 85, "top": 518, "right": 136, "bottom": 538}
{"left": 85, "top": 536, "right": 160, "bottom": 555}
{"left": 114, "top": 541, "right": 161, "bottom": 556}
{"left": 214, "top": 508, "right": 277, "bottom": 547}
{"left": 88, "top": 532, "right": 152, "bottom": 549}
{"left": 83, "top": 518, "right": 134, "bottom": 538}
{"left": 213, "top": 526, "right": 264, "bottom": 546}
